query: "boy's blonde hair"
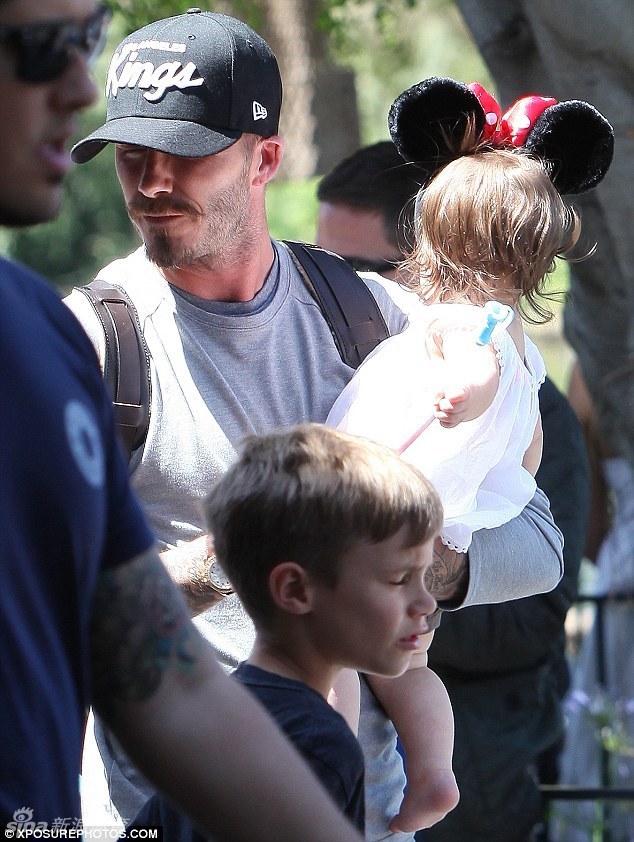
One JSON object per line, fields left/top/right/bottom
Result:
{"left": 402, "top": 126, "right": 580, "bottom": 324}
{"left": 203, "top": 423, "right": 443, "bottom": 627}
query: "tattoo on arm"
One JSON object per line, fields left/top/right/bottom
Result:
{"left": 89, "top": 547, "right": 204, "bottom": 718}
{"left": 425, "top": 539, "right": 469, "bottom": 605}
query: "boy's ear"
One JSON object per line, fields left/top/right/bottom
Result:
{"left": 268, "top": 562, "right": 313, "bottom": 615}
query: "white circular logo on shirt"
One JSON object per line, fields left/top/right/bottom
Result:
{"left": 64, "top": 400, "right": 104, "bottom": 489}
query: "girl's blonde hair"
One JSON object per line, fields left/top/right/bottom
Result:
{"left": 401, "top": 121, "right": 581, "bottom": 324}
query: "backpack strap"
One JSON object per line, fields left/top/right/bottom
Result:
{"left": 283, "top": 240, "right": 390, "bottom": 368}
{"left": 76, "top": 280, "right": 151, "bottom": 460}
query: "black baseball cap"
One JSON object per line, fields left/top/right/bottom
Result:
{"left": 71, "top": 8, "right": 282, "bottom": 163}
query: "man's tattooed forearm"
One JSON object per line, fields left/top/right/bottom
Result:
{"left": 89, "top": 548, "right": 203, "bottom": 714}
{"left": 425, "top": 540, "right": 469, "bottom": 604}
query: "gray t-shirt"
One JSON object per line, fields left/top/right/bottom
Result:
{"left": 66, "top": 240, "right": 563, "bottom": 840}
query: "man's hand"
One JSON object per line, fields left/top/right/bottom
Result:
{"left": 160, "top": 535, "right": 227, "bottom": 616}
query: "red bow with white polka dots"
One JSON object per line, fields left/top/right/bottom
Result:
{"left": 467, "top": 82, "right": 557, "bottom": 148}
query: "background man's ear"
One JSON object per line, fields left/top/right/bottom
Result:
{"left": 268, "top": 562, "right": 313, "bottom": 614}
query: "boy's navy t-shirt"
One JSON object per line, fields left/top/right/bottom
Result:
{"left": 130, "top": 663, "right": 366, "bottom": 835}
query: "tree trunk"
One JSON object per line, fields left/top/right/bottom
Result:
{"left": 259, "top": 0, "right": 361, "bottom": 180}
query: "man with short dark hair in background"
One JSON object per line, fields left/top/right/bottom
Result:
{"left": 317, "top": 140, "right": 421, "bottom": 280}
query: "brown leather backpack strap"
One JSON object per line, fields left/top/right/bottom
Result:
{"left": 76, "top": 280, "right": 151, "bottom": 459}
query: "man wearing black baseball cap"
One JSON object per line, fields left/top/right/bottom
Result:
{"left": 72, "top": 9, "right": 281, "bottom": 163}
{"left": 66, "top": 9, "right": 564, "bottom": 841}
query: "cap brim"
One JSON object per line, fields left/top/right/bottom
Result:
{"left": 71, "top": 116, "right": 241, "bottom": 163}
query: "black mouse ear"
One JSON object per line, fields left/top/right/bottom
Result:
{"left": 524, "top": 100, "right": 614, "bottom": 194}
{"left": 388, "top": 76, "right": 486, "bottom": 179}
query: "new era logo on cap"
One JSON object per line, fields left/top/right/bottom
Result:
{"left": 71, "top": 10, "right": 283, "bottom": 164}
{"left": 253, "top": 101, "right": 268, "bottom": 121}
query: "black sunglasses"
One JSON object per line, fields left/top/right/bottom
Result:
{"left": 342, "top": 256, "right": 401, "bottom": 275}
{"left": 0, "top": 4, "right": 111, "bottom": 84}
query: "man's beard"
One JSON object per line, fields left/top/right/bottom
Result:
{"left": 128, "top": 163, "right": 252, "bottom": 270}
{"left": 144, "top": 228, "right": 177, "bottom": 268}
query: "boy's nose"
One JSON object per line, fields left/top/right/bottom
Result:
{"left": 409, "top": 588, "right": 437, "bottom": 619}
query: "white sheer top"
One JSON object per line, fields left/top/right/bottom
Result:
{"left": 327, "top": 301, "right": 546, "bottom": 552}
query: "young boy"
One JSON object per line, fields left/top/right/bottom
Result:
{"left": 129, "top": 423, "right": 443, "bottom": 836}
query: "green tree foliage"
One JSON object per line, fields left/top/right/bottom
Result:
{"left": 322, "top": 0, "right": 492, "bottom": 144}
{"left": 106, "top": 0, "right": 421, "bottom": 35}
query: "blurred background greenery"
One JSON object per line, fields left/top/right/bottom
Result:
{"left": 2, "top": 0, "right": 572, "bottom": 388}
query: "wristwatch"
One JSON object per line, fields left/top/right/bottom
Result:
{"left": 206, "top": 554, "right": 234, "bottom": 596}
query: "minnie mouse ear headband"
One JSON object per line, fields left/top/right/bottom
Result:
{"left": 388, "top": 76, "right": 614, "bottom": 195}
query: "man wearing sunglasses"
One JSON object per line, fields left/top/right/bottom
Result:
{"left": 0, "top": 4, "right": 374, "bottom": 840}
{"left": 0, "top": 2, "right": 107, "bottom": 224}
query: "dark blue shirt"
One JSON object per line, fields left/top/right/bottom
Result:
{"left": 0, "top": 258, "right": 153, "bottom": 824}
{"left": 129, "top": 663, "right": 366, "bottom": 836}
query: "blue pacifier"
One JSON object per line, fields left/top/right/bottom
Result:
{"left": 475, "top": 301, "right": 514, "bottom": 346}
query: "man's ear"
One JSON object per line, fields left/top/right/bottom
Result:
{"left": 268, "top": 562, "right": 313, "bottom": 615}
{"left": 252, "top": 135, "right": 284, "bottom": 186}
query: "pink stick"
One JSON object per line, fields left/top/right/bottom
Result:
{"left": 397, "top": 413, "right": 435, "bottom": 455}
